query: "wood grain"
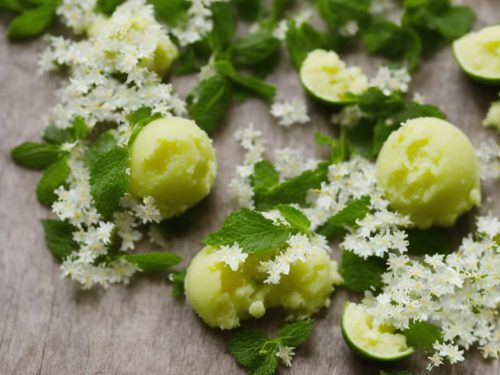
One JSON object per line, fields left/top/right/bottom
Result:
{"left": 0, "top": 1, "right": 499, "bottom": 374}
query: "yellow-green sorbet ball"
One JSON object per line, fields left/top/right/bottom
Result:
{"left": 129, "top": 117, "right": 217, "bottom": 219}
{"left": 184, "top": 246, "right": 342, "bottom": 329}
{"left": 376, "top": 117, "right": 481, "bottom": 229}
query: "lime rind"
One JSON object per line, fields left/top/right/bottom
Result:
{"left": 453, "top": 25, "right": 500, "bottom": 84}
{"left": 341, "top": 302, "right": 414, "bottom": 362}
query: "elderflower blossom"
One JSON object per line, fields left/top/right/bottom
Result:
{"left": 57, "top": 0, "right": 98, "bottom": 34}
{"left": 476, "top": 139, "right": 500, "bottom": 180}
{"left": 172, "top": 0, "right": 229, "bottom": 46}
{"left": 363, "top": 216, "right": 500, "bottom": 368}
{"left": 331, "top": 105, "right": 364, "bottom": 128}
{"left": 276, "top": 345, "right": 296, "bottom": 367}
{"left": 260, "top": 233, "right": 330, "bottom": 284}
{"left": 218, "top": 242, "right": 248, "bottom": 271}
{"left": 270, "top": 97, "right": 310, "bottom": 128}
{"left": 41, "top": 0, "right": 186, "bottom": 129}
{"left": 274, "top": 148, "right": 319, "bottom": 180}
{"left": 228, "top": 125, "right": 265, "bottom": 208}
{"left": 371, "top": 66, "right": 411, "bottom": 95}
{"left": 370, "top": 0, "right": 397, "bottom": 15}
{"left": 273, "top": 20, "right": 289, "bottom": 41}
{"left": 132, "top": 196, "right": 163, "bottom": 224}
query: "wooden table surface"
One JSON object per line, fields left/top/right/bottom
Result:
{"left": 1, "top": 1, "right": 499, "bottom": 374}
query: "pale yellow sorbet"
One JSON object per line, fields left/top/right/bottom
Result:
{"left": 300, "top": 49, "right": 368, "bottom": 103}
{"left": 483, "top": 100, "right": 500, "bottom": 131}
{"left": 453, "top": 25, "right": 500, "bottom": 81}
{"left": 129, "top": 117, "right": 217, "bottom": 219}
{"left": 185, "top": 246, "right": 343, "bottom": 329}
{"left": 376, "top": 117, "right": 481, "bottom": 229}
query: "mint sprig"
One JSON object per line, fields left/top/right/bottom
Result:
{"left": 318, "top": 197, "right": 371, "bottom": 238}
{"left": 402, "top": 321, "right": 442, "bottom": 351}
{"left": 6, "top": 0, "right": 59, "bottom": 41}
{"left": 120, "top": 252, "right": 182, "bottom": 273}
{"left": 276, "top": 204, "right": 311, "bottom": 234}
{"left": 204, "top": 209, "right": 291, "bottom": 254}
{"left": 169, "top": 268, "right": 187, "bottom": 298}
{"left": 228, "top": 319, "right": 315, "bottom": 375}
{"left": 36, "top": 155, "right": 70, "bottom": 206}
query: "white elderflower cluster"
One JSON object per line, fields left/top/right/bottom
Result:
{"left": 228, "top": 125, "right": 266, "bottom": 208}
{"left": 41, "top": 0, "right": 185, "bottom": 129}
{"left": 270, "top": 97, "right": 310, "bottom": 128}
{"left": 371, "top": 66, "right": 412, "bottom": 95}
{"left": 476, "top": 139, "right": 500, "bottom": 180}
{"left": 172, "top": 0, "right": 229, "bottom": 46}
{"left": 331, "top": 105, "right": 364, "bottom": 128}
{"left": 260, "top": 233, "right": 330, "bottom": 284}
{"left": 363, "top": 216, "right": 500, "bottom": 368}
{"left": 218, "top": 242, "right": 248, "bottom": 271}
{"left": 274, "top": 148, "right": 319, "bottom": 180}
{"left": 57, "top": 0, "right": 98, "bottom": 34}
{"left": 370, "top": 0, "right": 397, "bottom": 15}
{"left": 272, "top": 8, "right": 314, "bottom": 40}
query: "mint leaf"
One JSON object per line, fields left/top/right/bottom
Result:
{"left": 358, "top": 88, "right": 404, "bottom": 119}
{"left": 215, "top": 60, "right": 275, "bottom": 100}
{"left": 407, "top": 228, "right": 451, "bottom": 256}
{"left": 268, "top": 0, "right": 293, "bottom": 23}
{"left": 121, "top": 252, "right": 182, "bottom": 273}
{"left": 187, "top": 75, "right": 232, "bottom": 133}
{"left": 233, "top": 0, "right": 262, "bottom": 21}
{"left": 252, "top": 353, "right": 278, "bottom": 375}
{"left": 42, "top": 219, "right": 78, "bottom": 262}
{"left": 228, "top": 330, "right": 270, "bottom": 370}
{"left": 36, "top": 155, "right": 70, "bottom": 206}
{"left": 11, "top": 142, "right": 64, "bottom": 170}
{"left": 233, "top": 31, "right": 280, "bottom": 67}
{"left": 276, "top": 205, "right": 311, "bottom": 233}
{"left": 83, "top": 132, "right": 117, "bottom": 166}
{"left": 150, "top": 0, "right": 189, "bottom": 27}
{"left": 318, "top": 196, "right": 371, "bottom": 238}
{"left": 43, "top": 117, "right": 88, "bottom": 145}
{"left": 318, "top": 0, "right": 371, "bottom": 29}
{"left": 89, "top": 146, "right": 128, "bottom": 220}
{"left": 95, "top": 0, "right": 125, "bottom": 15}
{"left": 403, "top": 321, "right": 442, "bottom": 351}
{"left": 204, "top": 209, "right": 291, "bottom": 254}
{"left": 339, "top": 250, "right": 386, "bottom": 293}
{"left": 0, "top": 0, "right": 25, "bottom": 12}
{"left": 127, "top": 109, "right": 162, "bottom": 146}
{"left": 286, "top": 21, "right": 333, "bottom": 70}
{"left": 252, "top": 160, "right": 279, "bottom": 193}
{"left": 208, "top": 2, "right": 236, "bottom": 53}
{"left": 278, "top": 319, "right": 315, "bottom": 347}
{"left": 254, "top": 163, "right": 329, "bottom": 211}
{"left": 434, "top": 6, "right": 475, "bottom": 41}
{"left": 169, "top": 268, "right": 187, "bottom": 298}
{"left": 361, "top": 21, "right": 421, "bottom": 69}
{"left": 7, "top": 3, "right": 58, "bottom": 40}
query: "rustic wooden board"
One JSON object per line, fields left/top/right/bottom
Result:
{"left": 0, "top": 1, "right": 499, "bottom": 374}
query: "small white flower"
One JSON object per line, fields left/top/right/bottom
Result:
{"left": 218, "top": 242, "right": 248, "bottom": 271}
{"left": 371, "top": 66, "right": 411, "bottom": 95}
{"left": 270, "top": 97, "right": 310, "bottom": 127}
{"left": 339, "top": 21, "right": 359, "bottom": 37}
{"left": 132, "top": 196, "right": 162, "bottom": 224}
{"left": 276, "top": 345, "right": 295, "bottom": 367}
{"left": 331, "top": 105, "right": 363, "bottom": 128}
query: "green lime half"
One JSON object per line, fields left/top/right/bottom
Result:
{"left": 341, "top": 302, "right": 414, "bottom": 362}
{"left": 453, "top": 25, "right": 500, "bottom": 84}
{"left": 299, "top": 49, "right": 368, "bottom": 105}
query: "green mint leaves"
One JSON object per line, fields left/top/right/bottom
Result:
{"left": 232, "top": 31, "right": 280, "bottom": 68}
{"left": 89, "top": 145, "right": 128, "bottom": 220}
{"left": 228, "top": 319, "right": 315, "bottom": 375}
{"left": 169, "top": 268, "right": 187, "bottom": 298}
{"left": 187, "top": 75, "right": 232, "bottom": 133}
{"left": 42, "top": 219, "right": 79, "bottom": 262}
{"left": 276, "top": 204, "right": 311, "bottom": 234}
{"left": 204, "top": 209, "right": 290, "bottom": 254}
{"left": 36, "top": 156, "right": 70, "bottom": 206}
{"left": 318, "top": 197, "right": 371, "bottom": 238}
{"left": 121, "top": 252, "right": 182, "bottom": 273}
{"left": 402, "top": 321, "right": 442, "bottom": 351}
{"left": 406, "top": 228, "right": 451, "bottom": 256}
{"left": 11, "top": 142, "right": 65, "bottom": 170}
{"left": 339, "top": 250, "right": 386, "bottom": 293}
{"left": 252, "top": 162, "right": 329, "bottom": 211}
{"left": 5, "top": 0, "right": 59, "bottom": 40}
